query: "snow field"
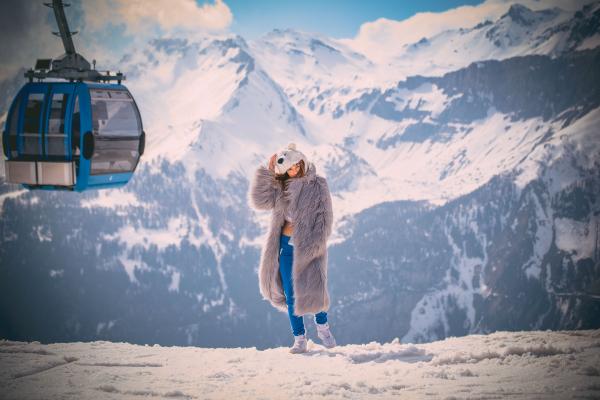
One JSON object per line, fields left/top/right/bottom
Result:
{"left": 1, "top": 329, "right": 599, "bottom": 399}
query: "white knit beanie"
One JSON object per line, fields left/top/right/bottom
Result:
{"left": 274, "top": 143, "right": 308, "bottom": 175}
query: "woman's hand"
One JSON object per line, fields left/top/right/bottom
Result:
{"left": 268, "top": 153, "right": 277, "bottom": 172}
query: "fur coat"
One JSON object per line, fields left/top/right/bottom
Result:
{"left": 247, "top": 161, "right": 333, "bottom": 316}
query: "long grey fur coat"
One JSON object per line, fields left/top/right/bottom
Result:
{"left": 247, "top": 161, "right": 333, "bottom": 316}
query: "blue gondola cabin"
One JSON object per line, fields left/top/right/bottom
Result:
{"left": 2, "top": 82, "right": 145, "bottom": 191}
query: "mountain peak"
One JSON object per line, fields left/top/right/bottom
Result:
{"left": 504, "top": 3, "right": 537, "bottom": 26}
{"left": 211, "top": 35, "right": 249, "bottom": 53}
{"left": 263, "top": 28, "right": 307, "bottom": 41}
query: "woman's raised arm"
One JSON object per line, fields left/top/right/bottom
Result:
{"left": 247, "top": 154, "right": 282, "bottom": 210}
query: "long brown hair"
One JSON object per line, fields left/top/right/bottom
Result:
{"left": 275, "top": 159, "right": 306, "bottom": 189}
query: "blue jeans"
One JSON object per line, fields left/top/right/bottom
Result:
{"left": 279, "top": 234, "right": 327, "bottom": 336}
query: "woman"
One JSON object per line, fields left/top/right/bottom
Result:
{"left": 248, "top": 143, "right": 336, "bottom": 353}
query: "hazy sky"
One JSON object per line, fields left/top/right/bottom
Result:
{"left": 0, "top": 0, "right": 484, "bottom": 81}
{"left": 224, "top": 0, "right": 485, "bottom": 39}
{"left": 1, "top": 0, "right": 589, "bottom": 81}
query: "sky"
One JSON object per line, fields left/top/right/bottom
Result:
{"left": 0, "top": 0, "right": 485, "bottom": 81}
{"left": 0, "top": 0, "right": 592, "bottom": 82}
{"left": 224, "top": 0, "right": 485, "bottom": 39}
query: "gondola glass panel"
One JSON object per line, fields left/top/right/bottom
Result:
{"left": 71, "top": 95, "right": 80, "bottom": 157}
{"left": 90, "top": 89, "right": 141, "bottom": 175}
{"left": 22, "top": 93, "right": 44, "bottom": 156}
{"left": 8, "top": 95, "right": 21, "bottom": 158}
{"left": 47, "top": 93, "right": 69, "bottom": 157}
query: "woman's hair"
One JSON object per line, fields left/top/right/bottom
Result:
{"left": 275, "top": 159, "right": 306, "bottom": 189}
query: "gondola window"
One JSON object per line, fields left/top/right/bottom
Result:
{"left": 90, "top": 89, "right": 141, "bottom": 175}
{"left": 47, "top": 93, "right": 69, "bottom": 157}
{"left": 23, "top": 93, "right": 44, "bottom": 156}
{"left": 7, "top": 95, "right": 21, "bottom": 158}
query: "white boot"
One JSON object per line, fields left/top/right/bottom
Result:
{"left": 316, "top": 322, "right": 337, "bottom": 348}
{"left": 289, "top": 334, "right": 308, "bottom": 354}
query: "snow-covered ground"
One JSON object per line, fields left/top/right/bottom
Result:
{"left": 1, "top": 329, "right": 599, "bottom": 399}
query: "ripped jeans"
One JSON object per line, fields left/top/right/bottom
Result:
{"left": 279, "top": 233, "right": 327, "bottom": 336}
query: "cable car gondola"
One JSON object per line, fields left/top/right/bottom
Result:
{"left": 2, "top": 0, "right": 145, "bottom": 192}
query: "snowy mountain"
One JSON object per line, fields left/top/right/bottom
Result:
{"left": 1, "top": 329, "right": 599, "bottom": 399}
{"left": 339, "top": 2, "right": 600, "bottom": 79}
{"left": 1, "top": 1, "right": 599, "bottom": 348}
{"left": 122, "top": 35, "right": 310, "bottom": 180}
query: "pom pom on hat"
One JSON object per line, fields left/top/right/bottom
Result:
{"left": 287, "top": 142, "right": 297, "bottom": 150}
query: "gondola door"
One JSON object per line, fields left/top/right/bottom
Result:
{"left": 33, "top": 83, "right": 78, "bottom": 188}
{"left": 44, "top": 84, "right": 74, "bottom": 160}
{"left": 19, "top": 85, "right": 47, "bottom": 159}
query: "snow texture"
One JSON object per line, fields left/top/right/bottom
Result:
{"left": 1, "top": 329, "right": 599, "bottom": 399}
